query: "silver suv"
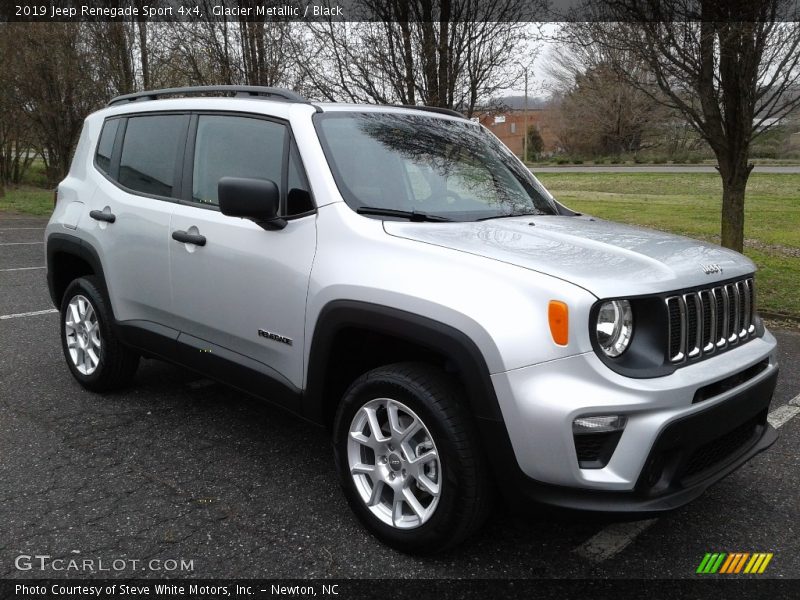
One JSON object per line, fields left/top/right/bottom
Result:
{"left": 46, "top": 86, "right": 779, "bottom": 552}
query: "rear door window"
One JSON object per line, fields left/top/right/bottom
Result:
{"left": 118, "top": 114, "right": 188, "bottom": 198}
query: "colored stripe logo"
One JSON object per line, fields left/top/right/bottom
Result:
{"left": 696, "top": 552, "right": 773, "bottom": 574}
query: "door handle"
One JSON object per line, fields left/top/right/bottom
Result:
{"left": 89, "top": 210, "right": 116, "bottom": 223}
{"left": 172, "top": 230, "right": 207, "bottom": 246}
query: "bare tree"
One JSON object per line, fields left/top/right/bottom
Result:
{"left": 160, "top": 3, "right": 296, "bottom": 89}
{"left": 4, "top": 24, "right": 106, "bottom": 184}
{"left": 577, "top": 1, "right": 800, "bottom": 251}
{"left": 0, "top": 8, "right": 543, "bottom": 189}
{"left": 237, "top": 0, "right": 294, "bottom": 86}
{"left": 158, "top": 19, "right": 237, "bottom": 85}
{"left": 294, "top": 0, "right": 538, "bottom": 116}
{"left": 554, "top": 64, "right": 660, "bottom": 155}
{"left": 84, "top": 5, "right": 152, "bottom": 97}
{"left": 288, "top": 20, "right": 417, "bottom": 104}
{"left": 547, "top": 31, "right": 667, "bottom": 156}
{"left": 86, "top": 22, "right": 136, "bottom": 96}
{"left": 0, "top": 29, "right": 37, "bottom": 190}
{"left": 0, "top": 98, "right": 38, "bottom": 187}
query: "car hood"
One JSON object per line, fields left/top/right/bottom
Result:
{"left": 383, "top": 215, "right": 755, "bottom": 298}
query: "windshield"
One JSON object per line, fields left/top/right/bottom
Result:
{"left": 314, "top": 112, "right": 559, "bottom": 221}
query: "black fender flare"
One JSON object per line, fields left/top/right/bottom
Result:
{"left": 302, "top": 300, "right": 504, "bottom": 424}
{"left": 46, "top": 233, "right": 107, "bottom": 307}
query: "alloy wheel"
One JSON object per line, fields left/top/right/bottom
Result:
{"left": 347, "top": 398, "right": 442, "bottom": 529}
{"left": 64, "top": 294, "right": 101, "bottom": 375}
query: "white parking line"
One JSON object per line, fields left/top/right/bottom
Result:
{"left": 768, "top": 393, "right": 800, "bottom": 428}
{"left": 0, "top": 266, "right": 46, "bottom": 272}
{"left": 0, "top": 227, "right": 45, "bottom": 231}
{"left": 0, "top": 242, "right": 44, "bottom": 246}
{"left": 0, "top": 309, "right": 58, "bottom": 320}
{"left": 188, "top": 378, "right": 216, "bottom": 389}
{"left": 574, "top": 519, "right": 659, "bottom": 562}
{"left": 768, "top": 405, "right": 800, "bottom": 429}
{"left": 575, "top": 391, "right": 800, "bottom": 564}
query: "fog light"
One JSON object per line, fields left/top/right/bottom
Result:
{"left": 572, "top": 415, "right": 627, "bottom": 434}
{"left": 573, "top": 415, "right": 627, "bottom": 469}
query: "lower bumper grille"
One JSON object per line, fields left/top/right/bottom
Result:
{"left": 680, "top": 411, "right": 766, "bottom": 483}
{"left": 636, "top": 367, "right": 776, "bottom": 496}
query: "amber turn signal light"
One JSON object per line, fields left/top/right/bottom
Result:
{"left": 548, "top": 300, "right": 569, "bottom": 346}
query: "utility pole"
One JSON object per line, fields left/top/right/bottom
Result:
{"left": 515, "top": 60, "right": 533, "bottom": 162}
{"left": 522, "top": 67, "right": 529, "bottom": 162}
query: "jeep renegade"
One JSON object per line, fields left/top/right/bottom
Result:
{"left": 46, "top": 86, "right": 779, "bottom": 552}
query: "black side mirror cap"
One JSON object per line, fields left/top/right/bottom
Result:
{"left": 218, "top": 177, "right": 286, "bottom": 230}
{"left": 287, "top": 188, "right": 314, "bottom": 215}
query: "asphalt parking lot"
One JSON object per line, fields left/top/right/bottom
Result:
{"left": 1, "top": 215, "right": 799, "bottom": 580}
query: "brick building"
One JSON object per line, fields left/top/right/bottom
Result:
{"left": 475, "top": 108, "right": 558, "bottom": 158}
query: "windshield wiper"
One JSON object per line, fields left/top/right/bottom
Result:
{"left": 476, "top": 211, "right": 545, "bottom": 221}
{"left": 356, "top": 206, "right": 452, "bottom": 222}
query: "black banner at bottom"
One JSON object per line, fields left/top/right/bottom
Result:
{"left": 2, "top": 579, "right": 800, "bottom": 600}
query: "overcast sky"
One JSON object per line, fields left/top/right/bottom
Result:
{"left": 506, "top": 23, "right": 560, "bottom": 97}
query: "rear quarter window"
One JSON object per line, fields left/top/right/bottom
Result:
{"left": 94, "top": 118, "right": 119, "bottom": 175}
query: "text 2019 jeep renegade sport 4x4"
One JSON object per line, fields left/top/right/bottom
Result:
{"left": 46, "top": 86, "right": 779, "bottom": 552}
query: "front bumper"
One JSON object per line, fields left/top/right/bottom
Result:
{"left": 482, "top": 370, "right": 777, "bottom": 512}
{"left": 484, "top": 330, "right": 778, "bottom": 511}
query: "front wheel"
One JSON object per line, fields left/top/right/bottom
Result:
{"left": 333, "top": 363, "right": 492, "bottom": 553}
{"left": 60, "top": 276, "right": 139, "bottom": 392}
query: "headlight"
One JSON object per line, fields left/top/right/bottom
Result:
{"left": 595, "top": 300, "right": 633, "bottom": 357}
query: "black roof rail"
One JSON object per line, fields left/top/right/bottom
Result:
{"left": 399, "top": 105, "right": 465, "bottom": 119}
{"left": 107, "top": 86, "right": 307, "bottom": 107}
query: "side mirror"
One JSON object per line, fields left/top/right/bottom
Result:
{"left": 218, "top": 177, "right": 286, "bottom": 230}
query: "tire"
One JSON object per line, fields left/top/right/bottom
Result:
{"left": 333, "top": 362, "right": 492, "bottom": 553}
{"left": 60, "top": 276, "right": 139, "bottom": 392}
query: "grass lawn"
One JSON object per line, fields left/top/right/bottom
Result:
{"left": 536, "top": 172, "right": 800, "bottom": 319}
{"left": 0, "top": 186, "right": 53, "bottom": 216}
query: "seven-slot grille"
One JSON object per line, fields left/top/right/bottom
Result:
{"left": 666, "top": 278, "right": 755, "bottom": 363}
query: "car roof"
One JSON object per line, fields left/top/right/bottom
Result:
{"left": 316, "top": 103, "right": 467, "bottom": 120}
{"left": 100, "top": 86, "right": 467, "bottom": 122}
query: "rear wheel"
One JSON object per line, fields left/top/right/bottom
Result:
{"left": 333, "top": 362, "right": 492, "bottom": 553}
{"left": 60, "top": 276, "right": 139, "bottom": 392}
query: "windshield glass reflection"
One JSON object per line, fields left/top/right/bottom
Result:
{"left": 315, "top": 112, "right": 558, "bottom": 222}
